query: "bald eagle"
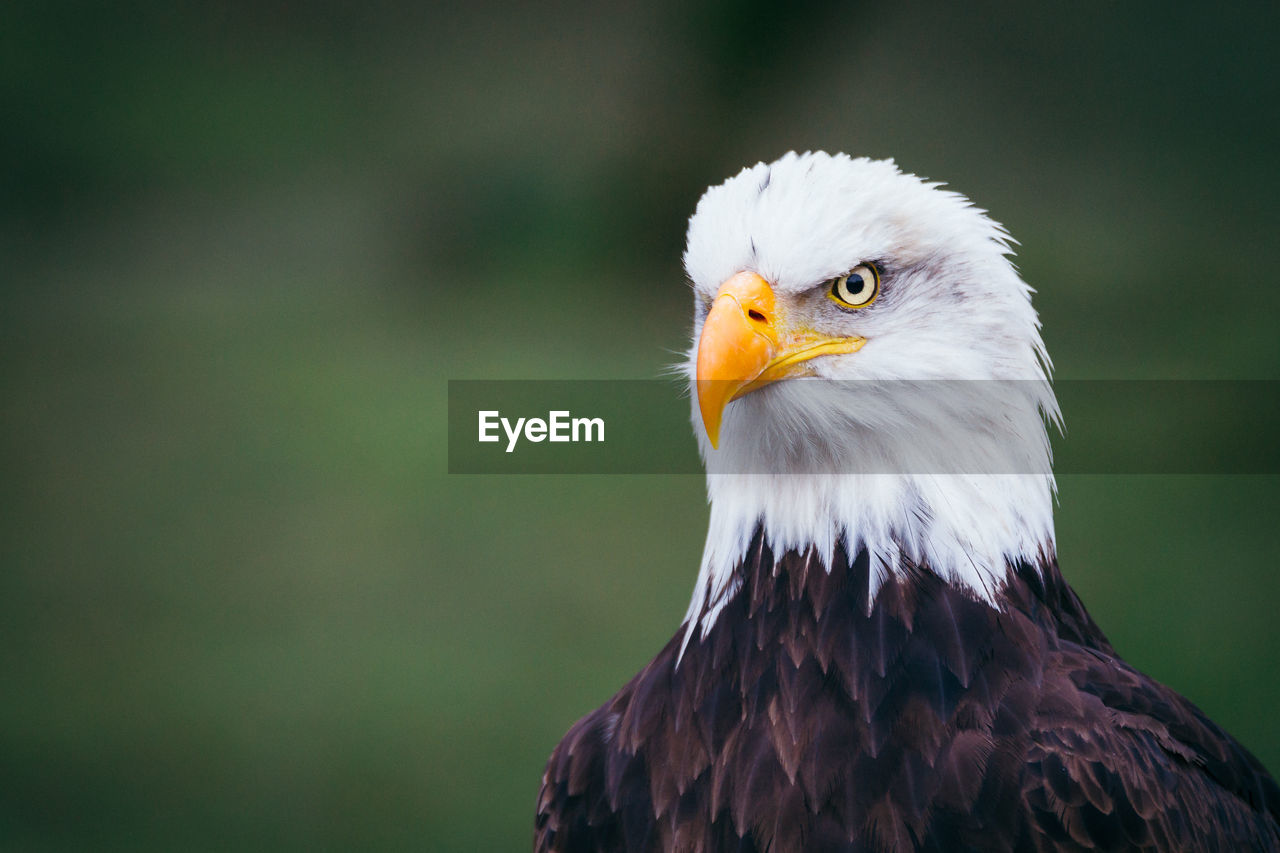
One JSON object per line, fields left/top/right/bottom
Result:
{"left": 534, "top": 152, "right": 1280, "bottom": 851}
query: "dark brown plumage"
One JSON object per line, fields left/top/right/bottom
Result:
{"left": 535, "top": 528, "right": 1280, "bottom": 851}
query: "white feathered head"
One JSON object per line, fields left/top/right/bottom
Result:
{"left": 679, "top": 152, "right": 1061, "bottom": 630}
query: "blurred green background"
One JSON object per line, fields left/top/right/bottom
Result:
{"left": 3, "top": 2, "right": 1279, "bottom": 849}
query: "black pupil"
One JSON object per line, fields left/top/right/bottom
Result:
{"left": 844, "top": 273, "right": 865, "bottom": 298}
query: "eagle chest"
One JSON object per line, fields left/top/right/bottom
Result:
{"left": 605, "top": 546, "right": 1044, "bottom": 851}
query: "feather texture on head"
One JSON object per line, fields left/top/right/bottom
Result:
{"left": 680, "top": 152, "right": 1060, "bottom": 642}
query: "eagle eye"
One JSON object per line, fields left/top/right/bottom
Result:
{"left": 827, "top": 264, "right": 880, "bottom": 309}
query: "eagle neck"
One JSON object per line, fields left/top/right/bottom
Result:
{"left": 679, "top": 522, "right": 1103, "bottom": 669}
{"left": 681, "top": 472, "right": 1057, "bottom": 655}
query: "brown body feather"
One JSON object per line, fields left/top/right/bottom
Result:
{"left": 535, "top": 528, "right": 1280, "bottom": 852}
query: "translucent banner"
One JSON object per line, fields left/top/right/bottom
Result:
{"left": 447, "top": 380, "right": 1280, "bottom": 474}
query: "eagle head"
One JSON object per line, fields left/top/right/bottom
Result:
{"left": 680, "top": 152, "right": 1060, "bottom": 633}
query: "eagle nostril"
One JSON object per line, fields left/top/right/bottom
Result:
{"left": 747, "top": 309, "right": 767, "bottom": 324}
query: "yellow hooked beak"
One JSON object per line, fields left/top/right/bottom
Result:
{"left": 695, "top": 271, "right": 865, "bottom": 448}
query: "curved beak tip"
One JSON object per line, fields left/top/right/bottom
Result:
{"left": 696, "top": 381, "right": 724, "bottom": 449}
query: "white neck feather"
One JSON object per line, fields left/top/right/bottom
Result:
{"left": 682, "top": 470, "right": 1056, "bottom": 642}
{"left": 679, "top": 379, "right": 1059, "bottom": 648}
